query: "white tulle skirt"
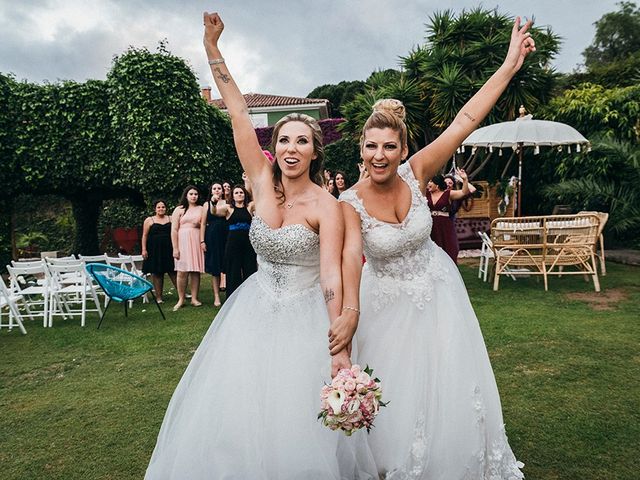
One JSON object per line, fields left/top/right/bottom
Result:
{"left": 145, "top": 274, "right": 377, "bottom": 480}
{"left": 355, "top": 247, "right": 524, "bottom": 480}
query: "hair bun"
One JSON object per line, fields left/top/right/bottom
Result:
{"left": 372, "top": 99, "right": 406, "bottom": 122}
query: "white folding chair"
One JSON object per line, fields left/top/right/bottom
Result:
{"left": 106, "top": 256, "right": 149, "bottom": 305}
{"left": 0, "top": 277, "right": 27, "bottom": 334}
{"left": 118, "top": 253, "right": 145, "bottom": 274}
{"left": 6, "top": 261, "right": 51, "bottom": 327}
{"left": 45, "top": 256, "right": 79, "bottom": 265}
{"left": 78, "top": 254, "right": 110, "bottom": 304}
{"left": 477, "top": 231, "right": 494, "bottom": 282}
{"left": 117, "top": 254, "right": 150, "bottom": 303}
{"left": 47, "top": 262, "right": 103, "bottom": 327}
{"left": 78, "top": 254, "right": 108, "bottom": 264}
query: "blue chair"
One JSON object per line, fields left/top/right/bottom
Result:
{"left": 85, "top": 263, "right": 165, "bottom": 329}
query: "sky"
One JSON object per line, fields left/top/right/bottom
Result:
{"left": 0, "top": 0, "right": 622, "bottom": 98}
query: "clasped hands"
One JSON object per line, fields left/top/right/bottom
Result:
{"left": 329, "top": 310, "right": 359, "bottom": 377}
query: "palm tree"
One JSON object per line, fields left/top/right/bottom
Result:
{"left": 341, "top": 7, "right": 561, "bottom": 155}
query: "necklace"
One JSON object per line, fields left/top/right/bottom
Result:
{"left": 286, "top": 198, "right": 297, "bottom": 209}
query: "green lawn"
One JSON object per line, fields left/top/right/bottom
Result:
{"left": 1, "top": 263, "right": 639, "bottom": 480}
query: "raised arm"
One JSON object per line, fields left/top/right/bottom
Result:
{"left": 449, "top": 168, "right": 471, "bottom": 201}
{"left": 411, "top": 17, "right": 536, "bottom": 181}
{"left": 318, "top": 198, "right": 349, "bottom": 377}
{"left": 329, "top": 201, "right": 364, "bottom": 358}
{"left": 203, "top": 12, "right": 271, "bottom": 184}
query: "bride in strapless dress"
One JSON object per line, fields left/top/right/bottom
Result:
{"left": 144, "top": 11, "right": 376, "bottom": 480}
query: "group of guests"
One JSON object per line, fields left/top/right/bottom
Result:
{"left": 140, "top": 181, "right": 257, "bottom": 311}
{"left": 323, "top": 166, "right": 369, "bottom": 198}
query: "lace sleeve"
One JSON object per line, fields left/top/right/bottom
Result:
{"left": 399, "top": 161, "right": 428, "bottom": 207}
{"left": 338, "top": 189, "right": 373, "bottom": 231}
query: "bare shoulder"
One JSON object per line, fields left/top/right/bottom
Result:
{"left": 314, "top": 184, "right": 338, "bottom": 203}
{"left": 350, "top": 178, "right": 370, "bottom": 194}
{"left": 172, "top": 206, "right": 185, "bottom": 217}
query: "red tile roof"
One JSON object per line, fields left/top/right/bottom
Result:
{"left": 209, "top": 93, "right": 328, "bottom": 109}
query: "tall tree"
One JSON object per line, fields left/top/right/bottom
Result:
{"left": 307, "top": 80, "right": 366, "bottom": 117}
{"left": 583, "top": 1, "right": 640, "bottom": 68}
{"left": 340, "top": 8, "right": 560, "bottom": 155}
{"left": 11, "top": 79, "right": 120, "bottom": 254}
{"left": 541, "top": 83, "right": 640, "bottom": 143}
{"left": 108, "top": 42, "right": 239, "bottom": 201}
{"left": 0, "top": 74, "right": 18, "bottom": 264}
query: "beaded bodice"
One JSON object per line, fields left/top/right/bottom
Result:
{"left": 249, "top": 216, "right": 320, "bottom": 297}
{"left": 340, "top": 162, "right": 449, "bottom": 311}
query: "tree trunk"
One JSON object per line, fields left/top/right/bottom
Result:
{"left": 0, "top": 199, "right": 15, "bottom": 266}
{"left": 70, "top": 196, "right": 103, "bottom": 255}
{"left": 10, "top": 204, "right": 17, "bottom": 260}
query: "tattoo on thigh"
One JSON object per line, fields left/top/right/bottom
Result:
{"left": 214, "top": 67, "right": 230, "bottom": 84}
{"left": 324, "top": 288, "right": 335, "bottom": 303}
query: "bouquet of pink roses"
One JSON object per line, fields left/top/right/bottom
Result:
{"left": 318, "top": 364, "right": 386, "bottom": 436}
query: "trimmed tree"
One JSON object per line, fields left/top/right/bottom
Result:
{"left": 12, "top": 79, "right": 120, "bottom": 254}
{"left": 107, "top": 42, "right": 240, "bottom": 200}
{"left": 6, "top": 42, "right": 239, "bottom": 255}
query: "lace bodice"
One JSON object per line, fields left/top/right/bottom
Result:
{"left": 249, "top": 216, "right": 321, "bottom": 298}
{"left": 340, "top": 162, "right": 450, "bottom": 311}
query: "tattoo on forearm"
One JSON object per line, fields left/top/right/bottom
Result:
{"left": 324, "top": 288, "right": 335, "bottom": 303}
{"left": 214, "top": 67, "right": 230, "bottom": 84}
{"left": 463, "top": 111, "right": 476, "bottom": 122}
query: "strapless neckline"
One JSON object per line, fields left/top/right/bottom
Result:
{"left": 253, "top": 215, "right": 318, "bottom": 237}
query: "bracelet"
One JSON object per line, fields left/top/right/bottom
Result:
{"left": 208, "top": 58, "right": 225, "bottom": 65}
{"left": 342, "top": 306, "right": 360, "bottom": 314}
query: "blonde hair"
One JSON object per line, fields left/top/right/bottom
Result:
{"left": 360, "top": 99, "right": 408, "bottom": 148}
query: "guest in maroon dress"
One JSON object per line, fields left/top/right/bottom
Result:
{"left": 426, "top": 169, "right": 470, "bottom": 263}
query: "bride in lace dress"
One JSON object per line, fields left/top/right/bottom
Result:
{"left": 334, "top": 18, "right": 536, "bottom": 480}
{"left": 145, "top": 12, "right": 376, "bottom": 479}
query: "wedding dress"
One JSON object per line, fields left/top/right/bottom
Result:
{"left": 145, "top": 216, "right": 377, "bottom": 480}
{"left": 340, "top": 162, "right": 524, "bottom": 480}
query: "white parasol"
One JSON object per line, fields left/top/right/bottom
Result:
{"left": 461, "top": 110, "right": 590, "bottom": 216}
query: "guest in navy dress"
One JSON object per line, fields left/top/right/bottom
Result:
{"left": 206, "top": 185, "right": 257, "bottom": 298}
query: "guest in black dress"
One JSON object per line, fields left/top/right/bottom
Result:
{"left": 142, "top": 199, "right": 177, "bottom": 303}
{"left": 209, "top": 185, "right": 256, "bottom": 298}
{"left": 200, "top": 182, "right": 228, "bottom": 307}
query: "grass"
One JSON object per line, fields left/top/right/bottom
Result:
{"left": 1, "top": 263, "right": 639, "bottom": 480}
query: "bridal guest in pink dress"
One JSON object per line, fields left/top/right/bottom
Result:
{"left": 171, "top": 185, "right": 205, "bottom": 310}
